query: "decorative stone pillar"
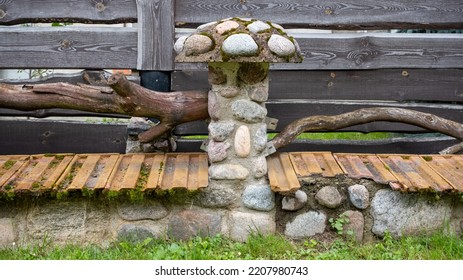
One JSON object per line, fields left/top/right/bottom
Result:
{"left": 175, "top": 18, "right": 302, "bottom": 211}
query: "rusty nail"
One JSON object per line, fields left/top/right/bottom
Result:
{"left": 0, "top": 9, "right": 6, "bottom": 19}
{"left": 95, "top": 2, "right": 106, "bottom": 12}
{"left": 402, "top": 70, "right": 409, "bottom": 77}
{"left": 330, "top": 72, "right": 336, "bottom": 78}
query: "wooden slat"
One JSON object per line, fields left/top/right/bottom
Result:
{"left": 0, "top": 27, "right": 137, "bottom": 69}
{"left": 425, "top": 156, "right": 463, "bottom": 192}
{"left": 409, "top": 156, "right": 453, "bottom": 192}
{"left": 196, "top": 153, "right": 209, "bottom": 189}
{"left": 120, "top": 154, "right": 145, "bottom": 190}
{"left": 267, "top": 153, "right": 301, "bottom": 193}
{"left": 176, "top": 33, "right": 463, "bottom": 70}
{"left": 169, "top": 154, "right": 189, "bottom": 189}
{"left": 67, "top": 155, "right": 100, "bottom": 190}
{"left": 136, "top": 0, "right": 174, "bottom": 70}
{"left": 175, "top": 0, "right": 463, "bottom": 30}
{"left": 0, "top": 120, "right": 127, "bottom": 155}
{"left": 0, "top": 157, "right": 28, "bottom": 187}
{"left": 172, "top": 69, "right": 463, "bottom": 103}
{"left": 42, "top": 155, "right": 74, "bottom": 189}
{"left": 3, "top": 0, "right": 462, "bottom": 30}
{"left": 144, "top": 154, "right": 167, "bottom": 191}
{"left": 0, "top": 0, "right": 137, "bottom": 25}
{"left": 15, "top": 156, "right": 54, "bottom": 190}
{"left": 93, "top": 154, "right": 120, "bottom": 190}
{"left": 158, "top": 155, "right": 175, "bottom": 190}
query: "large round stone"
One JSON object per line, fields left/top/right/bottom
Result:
{"left": 242, "top": 184, "right": 275, "bottom": 211}
{"left": 234, "top": 125, "right": 251, "bottom": 158}
{"left": 252, "top": 156, "right": 267, "bottom": 178}
{"left": 208, "top": 141, "right": 230, "bottom": 163}
{"left": 348, "top": 184, "right": 370, "bottom": 209}
{"left": 267, "top": 34, "right": 296, "bottom": 57}
{"left": 285, "top": 211, "right": 327, "bottom": 238}
{"left": 315, "top": 186, "right": 343, "bottom": 208}
{"left": 222, "top": 34, "right": 259, "bottom": 57}
{"left": 209, "top": 121, "right": 235, "bottom": 142}
{"left": 168, "top": 210, "right": 222, "bottom": 241}
{"left": 247, "top": 21, "right": 271, "bottom": 34}
{"left": 231, "top": 100, "right": 267, "bottom": 123}
{"left": 184, "top": 34, "right": 214, "bottom": 56}
{"left": 215, "top": 20, "right": 240, "bottom": 34}
{"left": 174, "top": 35, "right": 188, "bottom": 54}
{"left": 209, "top": 164, "right": 249, "bottom": 180}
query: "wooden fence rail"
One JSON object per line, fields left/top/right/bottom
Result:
{"left": 0, "top": 0, "right": 462, "bottom": 154}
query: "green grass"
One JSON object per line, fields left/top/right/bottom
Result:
{"left": 1, "top": 231, "right": 462, "bottom": 260}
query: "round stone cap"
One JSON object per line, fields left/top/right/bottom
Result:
{"left": 175, "top": 18, "right": 302, "bottom": 63}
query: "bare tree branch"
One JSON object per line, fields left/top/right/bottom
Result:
{"left": 270, "top": 107, "right": 463, "bottom": 150}
{"left": 0, "top": 73, "right": 209, "bottom": 143}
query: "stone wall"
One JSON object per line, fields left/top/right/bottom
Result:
{"left": 0, "top": 177, "right": 462, "bottom": 248}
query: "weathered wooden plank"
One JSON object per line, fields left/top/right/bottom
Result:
{"left": 144, "top": 154, "right": 166, "bottom": 191}
{"left": 0, "top": 0, "right": 137, "bottom": 25}
{"left": 3, "top": 0, "right": 462, "bottom": 30}
{"left": 172, "top": 69, "right": 463, "bottom": 103}
{"left": 0, "top": 120, "right": 127, "bottom": 155}
{"left": 0, "top": 70, "right": 141, "bottom": 84}
{"left": 174, "top": 100, "right": 463, "bottom": 135}
{"left": 175, "top": 136, "right": 460, "bottom": 154}
{"left": 175, "top": 33, "right": 463, "bottom": 70}
{"left": 67, "top": 155, "right": 100, "bottom": 190}
{"left": 0, "top": 27, "right": 137, "bottom": 69}
{"left": 137, "top": 0, "right": 175, "bottom": 70}
{"left": 0, "top": 109, "right": 128, "bottom": 118}
{"left": 175, "top": 0, "right": 463, "bottom": 30}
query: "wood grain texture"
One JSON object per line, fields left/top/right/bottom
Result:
{"left": 175, "top": 137, "right": 460, "bottom": 154}
{"left": 0, "top": 0, "right": 137, "bottom": 25}
{"left": 174, "top": 100, "right": 463, "bottom": 135}
{"left": 0, "top": 27, "right": 137, "bottom": 69}
{"left": 0, "top": 120, "right": 127, "bottom": 155}
{"left": 175, "top": 33, "right": 463, "bottom": 70}
{"left": 136, "top": 0, "right": 175, "bottom": 70}
{"left": 172, "top": 69, "right": 463, "bottom": 102}
{"left": 174, "top": 0, "right": 463, "bottom": 29}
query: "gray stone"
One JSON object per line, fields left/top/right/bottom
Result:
{"left": 0, "top": 218, "right": 15, "bottom": 248}
{"left": 27, "top": 200, "right": 87, "bottom": 242}
{"left": 247, "top": 21, "right": 271, "bottom": 33}
{"left": 282, "top": 190, "right": 307, "bottom": 211}
{"left": 234, "top": 125, "right": 251, "bottom": 158}
{"left": 342, "top": 210, "right": 364, "bottom": 243}
{"left": 215, "top": 20, "right": 239, "bottom": 34}
{"left": 117, "top": 224, "right": 156, "bottom": 242}
{"left": 209, "top": 121, "right": 235, "bottom": 142}
{"left": 208, "top": 141, "right": 230, "bottom": 163}
{"left": 229, "top": 211, "right": 275, "bottom": 242}
{"left": 222, "top": 34, "right": 259, "bottom": 57}
{"left": 174, "top": 35, "right": 188, "bottom": 54}
{"left": 248, "top": 87, "right": 268, "bottom": 102}
{"left": 209, "top": 164, "right": 249, "bottom": 180}
{"left": 127, "top": 117, "right": 154, "bottom": 136}
{"left": 242, "top": 184, "right": 275, "bottom": 211}
{"left": 371, "top": 189, "right": 453, "bottom": 238}
{"left": 254, "top": 124, "right": 268, "bottom": 152}
{"left": 125, "top": 139, "right": 142, "bottom": 153}
{"left": 218, "top": 87, "right": 240, "bottom": 98}
{"left": 184, "top": 34, "right": 214, "bottom": 56}
{"left": 285, "top": 211, "right": 327, "bottom": 238}
{"left": 168, "top": 209, "right": 222, "bottom": 240}
{"left": 270, "top": 22, "right": 285, "bottom": 31}
{"left": 348, "top": 184, "right": 370, "bottom": 209}
{"left": 231, "top": 100, "right": 267, "bottom": 123}
{"left": 267, "top": 34, "right": 296, "bottom": 57}
{"left": 252, "top": 156, "right": 267, "bottom": 178}
{"left": 315, "top": 186, "right": 343, "bottom": 208}
{"left": 195, "top": 182, "right": 238, "bottom": 208}
{"left": 208, "top": 90, "right": 220, "bottom": 121}
{"left": 117, "top": 200, "right": 168, "bottom": 221}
